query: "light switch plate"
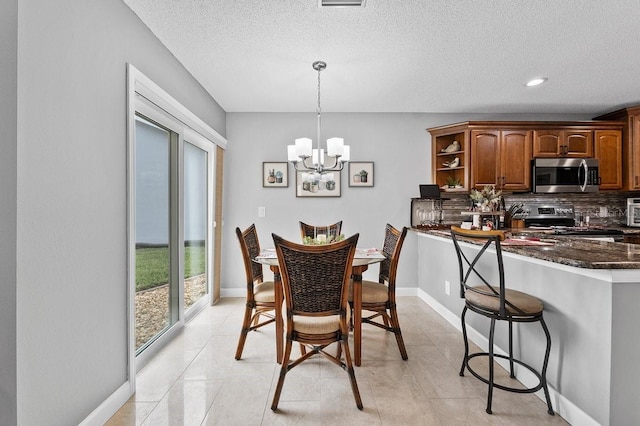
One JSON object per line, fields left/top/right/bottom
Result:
{"left": 258, "top": 206, "right": 266, "bottom": 217}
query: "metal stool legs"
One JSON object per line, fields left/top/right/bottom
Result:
{"left": 459, "top": 306, "right": 555, "bottom": 415}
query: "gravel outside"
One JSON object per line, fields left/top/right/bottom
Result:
{"left": 135, "top": 274, "right": 207, "bottom": 349}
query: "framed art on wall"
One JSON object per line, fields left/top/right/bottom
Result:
{"left": 263, "top": 162, "right": 289, "bottom": 187}
{"left": 348, "top": 162, "right": 374, "bottom": 187}
{"left": 295, "top": 171, "right": 341, "bottom": 197}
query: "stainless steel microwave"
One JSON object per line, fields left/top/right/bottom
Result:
{"left": 532, "top": 158, "right": 600, "bottom": 193}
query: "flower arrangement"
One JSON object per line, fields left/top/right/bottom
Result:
{"left": 302, "top": 234, "right": 345, "bottom": 245}
{"left": 469, "top": 185, "right": 502, "bottom": 211}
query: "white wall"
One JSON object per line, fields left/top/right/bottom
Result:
{"left": 0, "top": 0, "right": 18, "bottom": 423}
{"left": 221, "top": 112, "right": 591, "bottom": 293}
{"left": 10, "top": 0, "right": 225, "bottom": 424}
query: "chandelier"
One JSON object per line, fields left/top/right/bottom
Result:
{"left": 287, "top": 61, "right": 350, "bottom": 173}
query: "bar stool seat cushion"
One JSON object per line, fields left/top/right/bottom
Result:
{"left": 466, "top": 286, "right": 543, "bottom": 316}
{"left": 254, "top": 281, "right": 275, "bottom": 303}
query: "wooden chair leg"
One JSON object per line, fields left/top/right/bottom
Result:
{"left": 271, "top": 339, "right": 293, "bottom": 411}
{"left": 235, "top": 304, "right": 254, "bottom": 360}
{"left": 390, "top": 307, "right": 408, "bottom": 360}
{"left": 341, "top": 337, "right": 363, "bottom": 410}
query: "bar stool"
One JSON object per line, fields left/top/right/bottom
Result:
{"left": 450, "top": 226, "right": 554, "bottom": 415}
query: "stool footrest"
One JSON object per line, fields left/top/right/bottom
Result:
{"left": 465, "top": 352, "right": 544, "bottom": 394}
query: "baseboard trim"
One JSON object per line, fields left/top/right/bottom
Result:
{"left": 79, "top": 381, "right": 133, "bottom": 426}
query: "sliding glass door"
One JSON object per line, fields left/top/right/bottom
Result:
{"left": 183, "top": 139, "right": 212, "bottom": 316}
{"left": 133, "top": 113, "right": 215, "bottom": 356}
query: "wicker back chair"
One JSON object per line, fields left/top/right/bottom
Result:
{"left": 270, "top": 233, "right": 362, "bottom": 411}
{"left": 299, "top": 220, "right": 343, "bottom": 241}
{"left": 450, "top": 226, "right": 554, "bottom": 415}
{"left": 350, "top": 223, "right": 409, "bottom": 360}
{"left": 234, "top": 224, "right": 275, "bottom": 360}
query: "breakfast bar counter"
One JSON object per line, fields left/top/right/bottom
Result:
{"left": 417, "top": 227, "right": 640, "bottom": 269}
{"left": 413, "top": 229, "right": 640, "bottom": 426}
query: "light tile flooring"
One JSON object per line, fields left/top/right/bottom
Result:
{"left": 106, "top": 297, "right": 568, "bottom": 425}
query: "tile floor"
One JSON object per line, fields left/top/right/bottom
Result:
{"left": 106, "top": 297, "right": 569, "bottom": 425}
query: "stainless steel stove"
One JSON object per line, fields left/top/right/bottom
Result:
{"left": 520, "top": 203, "right": 624, "bottom": 242}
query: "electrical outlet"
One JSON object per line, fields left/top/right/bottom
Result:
{"left": 445, "top": 280, "right": 451, "bottom": 296}
{"left": 600, "top": 206, "right": 608, "bottom": 217}
{"left": 258, "top": 206, "right": 266, "bottom": 217}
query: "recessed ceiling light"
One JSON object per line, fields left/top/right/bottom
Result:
{"left": 526, "top": 77, "right": 548, "bottom": 87}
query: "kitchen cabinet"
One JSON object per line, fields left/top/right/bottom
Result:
{"left": 428, "top": 123, "right": 469, "bottom": 192}
{"left": 594, "top": 129, "right": 623, "bottom": 190}
{"left": 428, "top": 121, "right": 624, "bottom": 193}
{"left": 594, "top": 106, "right": 640, "bottom": 190}
{"left": 470, "top": 129, "right": 531, "bottom": 191}
{"left": 532, "top": 129, "right": 592, "bottom": 157}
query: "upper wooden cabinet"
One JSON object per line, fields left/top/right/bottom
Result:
{"left": 471, "top": 129, "right": 532, "bottom": 191}
{"left": 533, "top": 129, "right": 593, "bottom": 157}
{"left": 594, "top": 106, "right": 640, "bottom": 190}
{"left": 428, "top": 121, "right": 625, "bottom": 192}
{"left": 594, "top": 130, "right": 623, "bottom": 190}
{"left": 428, "top": 123, "right": 469, "bottom": 192}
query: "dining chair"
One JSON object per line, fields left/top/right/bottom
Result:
{"left": 350, "top": 223, "right": 409, "bottom": 360}
{"left": 234, "top": 224, "right": 276, "bottom": 360}
{"left": 299, "top": 220, "right": 342, "bottom": 241}
{"left": 270, "top": 233, "right": 363, "bottom": 411}
{"left": 450, "top": 226, "right": 554, "bottom": 415}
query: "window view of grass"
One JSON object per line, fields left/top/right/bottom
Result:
{"left": 136, "top": 245, "right": 206, "bottom": 292}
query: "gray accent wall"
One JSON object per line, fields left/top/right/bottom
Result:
{"left": 221, "top": 112, "right": 591, "bottom": 293}
{"left": 6, "top": 0, "right": 225, "bottom": 424}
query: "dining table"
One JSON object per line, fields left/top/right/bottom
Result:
{"left": 255, "top": 247, "right": 385, "bottom": 367}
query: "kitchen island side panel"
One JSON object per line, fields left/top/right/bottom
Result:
{"left": 417, "top": 232, "right": 615, "bottom": 426}
{"left": 610, "top": 278, "right": 640, "bottom": 426}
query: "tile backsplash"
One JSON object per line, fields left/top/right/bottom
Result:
{"left": 437, "top": 191, "right": 639, "bottom": 227}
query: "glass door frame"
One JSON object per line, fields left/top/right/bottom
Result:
{"left": 182, "top": 129, "right": 216, "bottom": 321}
{"left": 127, "top": 64, "right": 227, "bottom": 381}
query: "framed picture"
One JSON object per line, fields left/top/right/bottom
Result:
{"left": 295, "top": 170, "right": 341, "bottom": 197}
{"left": 263, "top": 162, "right": 289, "bottom": 187}
{"left": 348, "top": 162, "right": 374, "bottom": 187}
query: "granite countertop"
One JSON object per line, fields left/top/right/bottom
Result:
{"left": 414, "top": 227, "right": 640, "bottom": 269}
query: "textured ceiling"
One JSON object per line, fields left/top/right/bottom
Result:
{"left": 123, "top": 0, "right": 640, "bottom": 115}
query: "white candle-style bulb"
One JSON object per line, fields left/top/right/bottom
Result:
{"left": 341, "top": 145, "right": 350, "bottom": 162}
{"left": 287, "top": 145, "right": 298, "bottom": 161}
{"left": 295, "top": 138, "right": 312, "bottom": 157}
{"left": 327, "top": 137, "right": 344, "bottom": 157}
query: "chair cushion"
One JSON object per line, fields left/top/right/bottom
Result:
{"left": 466, "top": 286, "right": 543, "bottom": 316}
{"left": 254, "top": 281, "right": 275, "bottom": 303}
{"left": 349, "top": 280, "right": 389, "bottom": 304}
{"left": 290, "top": 307, "right": 351, "bottom": 335}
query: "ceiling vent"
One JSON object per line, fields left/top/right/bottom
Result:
{"left": 319, "top": 0, "right": 366, "bottom": 7}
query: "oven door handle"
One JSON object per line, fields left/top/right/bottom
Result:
{"left": 578, "top": 159, "right": 588, "bottom": 192}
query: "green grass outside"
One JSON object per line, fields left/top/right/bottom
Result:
{"left": 136, "top": 245, "right": 205, "bottom": 292}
